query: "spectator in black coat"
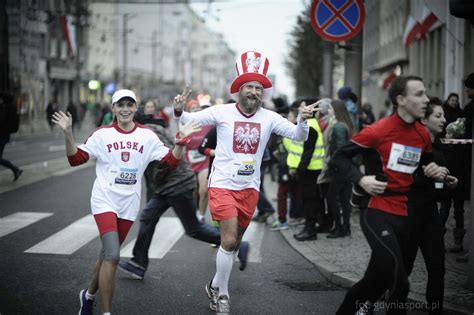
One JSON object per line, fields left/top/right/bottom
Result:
{"left": 0, "top": 92, "right": 23, "bottom": 181}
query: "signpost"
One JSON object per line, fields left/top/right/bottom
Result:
{"left": 310, "top": 0, "right": 365, "bottom": 42}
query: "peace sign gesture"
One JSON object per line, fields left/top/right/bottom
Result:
{"left": 173, "top": 86, "right": 192, "bottom": 113}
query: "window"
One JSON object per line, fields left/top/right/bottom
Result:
{"left": 60, "top": 40, "right": 68, "bottom": 60}
{"left": 40, "top": 34, "right": 47, "bottom": 58}
{"left": 50, "top": 37, "right": 58, "bottom": 58}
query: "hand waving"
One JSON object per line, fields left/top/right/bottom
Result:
{"left": 52, "top": 111, "right": 73, "bottom": 133}
{"left": 178, "top": 120, "right": 202, "bottom": 138}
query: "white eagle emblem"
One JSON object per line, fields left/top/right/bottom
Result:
{"left": 234, "top": 123, "right": 260, "bottom": 153}
{"left": 121, "top": 151, "right": 130, "bottom": 162}
{"left": 246, "top": 56, "right": 261, "bottom": 72}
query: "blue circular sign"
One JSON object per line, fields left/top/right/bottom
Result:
{"left": 310, "top": 0, "right": 365, "bottom": 42}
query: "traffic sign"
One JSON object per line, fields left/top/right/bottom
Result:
{"left": 310, "top": 0, "right": 365, "bottom": 42}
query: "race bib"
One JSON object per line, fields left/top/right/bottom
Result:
{"left": 187, "top": 149, "right": 206, "bottom": 164}
{"left": 230, "top": 159, "right": 256, "bottom": 183}
{"left": 387, "top": 143, "right": 421, "bottom": 174}
{"left": 108, "top": 166, "right": 138, "bottom": 190}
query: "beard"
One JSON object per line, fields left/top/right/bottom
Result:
{"left": 239, "top": 93, "right": 262, "bottom": 114}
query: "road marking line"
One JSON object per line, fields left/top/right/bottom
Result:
{"left": 48, "top": 145, "right": 66, "bottom": 152}
{"left": 242, "top": 221, "right": 265, "bottom": 263}
{"left": 121, "top": 217, "right": 184, "bottom": 259}
{"left": 0, "top": 212, "right": 53, "bottom": 238}
{"left": 25, "top": 215, "right": 98, "bottom": 255}
{"left": 52, "top": 163, "right": 91, "bottom": 176}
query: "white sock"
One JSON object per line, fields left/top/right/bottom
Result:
{"left": 103, "top": 313, "right": 111, "bottom": 315}
{"left": 196, "top": 211, "right": 204, "bottom": 221}
{"left": 212, "top": 246, "right": 234, "bottom": 297}
{"left": 233, "top": 249, "right": 239, "bottom": 262}
{"left": 85, "top": 289, "right": 95, "bottom": 300}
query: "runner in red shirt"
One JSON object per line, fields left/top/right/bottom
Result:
{"left": 333, "top": 76, "right": 448, "bottom": 314}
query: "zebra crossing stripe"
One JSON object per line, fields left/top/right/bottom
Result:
{"left": 121, "top": 217, "right": 184, "bottom": 259}
{"left": 0, "top": 212, "right": 53, "bottom": 238}
{"left": 242, "top": 221, "right": 265, "bottom": 263}
{"left": 25, "top": 215, "right": 98, "bottom": 255}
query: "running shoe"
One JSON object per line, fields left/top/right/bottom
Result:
{"left": 237, "top": 241, "right": 250, "bottom": 271}
{"left": 78, "top": 289, "right": 94, "bottom": 315}
{"left": 205, "top": 280, "right": 219, "bottom": 311}
{"left": 288, "top": 217, "right": 306, "bottom": 226}
{"left": 251, "top": 211, "right": 273, "bottom": 223}
{"left": 118, "top": 260, "right": 146, "bottom": 280}
{"left": 216, "top": 295, "right": 230, "bottom": 314}
{"left": 270, "top": 219, "right": 280, "bottom": 228}
{"left": 270, "top": 220, "right": 289, "bottom": 231}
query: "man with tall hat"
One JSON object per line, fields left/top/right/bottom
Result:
{"left": 173, "top": 51, "right": 318, "bottom": 314}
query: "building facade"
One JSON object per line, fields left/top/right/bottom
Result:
{"left": 6, "top": 0, "right": 90, "bottom": 121}
{"left": 362, "top": 0, "right": 473, "bottom": 117}
{"left": 86, "top": 1, "right": 235, "bottom": 105}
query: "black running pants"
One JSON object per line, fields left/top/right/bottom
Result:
{"left": 336, "top": 208, "right": 410, "bottom": 315}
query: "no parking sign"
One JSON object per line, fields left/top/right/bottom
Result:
{"left": 310, "top": 0, "right": 365, "bottom": 42}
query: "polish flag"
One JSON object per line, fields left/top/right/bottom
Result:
{"left": 403, "top": 16, "right": 421, "bottom": 47}
{"left": 60, "top": 15, "right": 77, "bottom": 57}
{"left": 418, "top": 5, "right": 438, "bottom": 39}
{"left": 382, "top": 72, "right": 397, "bottom": 90}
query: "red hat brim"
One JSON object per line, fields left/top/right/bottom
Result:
{"left": 230, "top": 73, "right": 273, "bottom": 95}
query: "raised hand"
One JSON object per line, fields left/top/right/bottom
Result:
{"left": 52, "top": 111, "right": 73, "bottom": 133}
{"left": 178, "top": 120, "right": 202, "bottom": 138}
{"left": 173, "top": 86, "right": 192, "bottom": 113}
{"left": 300, "top": 102, "right": 320, "bottom": 122}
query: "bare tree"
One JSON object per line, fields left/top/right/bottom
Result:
{"left": 285, "top": 7, "right": 324, "bottom": 98}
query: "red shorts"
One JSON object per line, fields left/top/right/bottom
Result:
{"left": 94, "top": 212, "right": 134, "bottom": 244}
{"left": 208, "top": 188, "right": 259, "bottom": 228}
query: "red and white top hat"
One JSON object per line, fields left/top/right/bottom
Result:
{"left": 230, "top": 51, "right": 273, "bottom": 101}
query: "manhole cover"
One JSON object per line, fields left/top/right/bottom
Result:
{"left": 280, "top": 281, "right": 340, "bottom": 291}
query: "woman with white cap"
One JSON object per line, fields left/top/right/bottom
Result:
{"left": 52, "top": 89, "right": 200, "bottom": 315}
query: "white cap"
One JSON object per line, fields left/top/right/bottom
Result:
{"left": 197, "top": 94, "right": 212, "bottom": 108}
{"left": 111, "top": 89, "right": 137, "bottom": 105}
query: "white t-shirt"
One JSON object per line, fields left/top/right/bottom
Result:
{"left": 78, "top": 123, "right": 169, "bottom": 221}
{"left": 179, "top": 103, "right": 309, "bottom": 191}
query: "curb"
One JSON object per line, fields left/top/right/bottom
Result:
{"left": 279, "top": 228, "right": 472, "bottom": 315}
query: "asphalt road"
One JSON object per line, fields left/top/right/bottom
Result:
{"left": 0, "top": 164, "right": 347, "bottom": 314}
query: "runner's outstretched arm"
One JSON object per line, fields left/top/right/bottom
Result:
{"left": 52, "top": 111, "right": 77, "bottom": 156}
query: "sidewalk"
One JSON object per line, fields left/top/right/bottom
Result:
{"left": 263, "top": 175, "right": 474, "bottom": 314}
{"left": 15, "top": 113, "right": 96, "bottom": 137}
{"left": 16, "top": 117, "right": 52, "bottom": 137}
{"left": 1, "top": 116, "right": 97, "bottom": 193}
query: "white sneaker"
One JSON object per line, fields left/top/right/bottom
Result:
{"left": 288, "top": 217, "right": 305, "bottom": 226}
{"left": 270, "top": 220, "right": 289, "bottom": 231}
{"left": 216, "top": 295, "right": 230, "bottom": 314}
{"left": 205, "top": 280, "right": 219, "bottom": 311}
